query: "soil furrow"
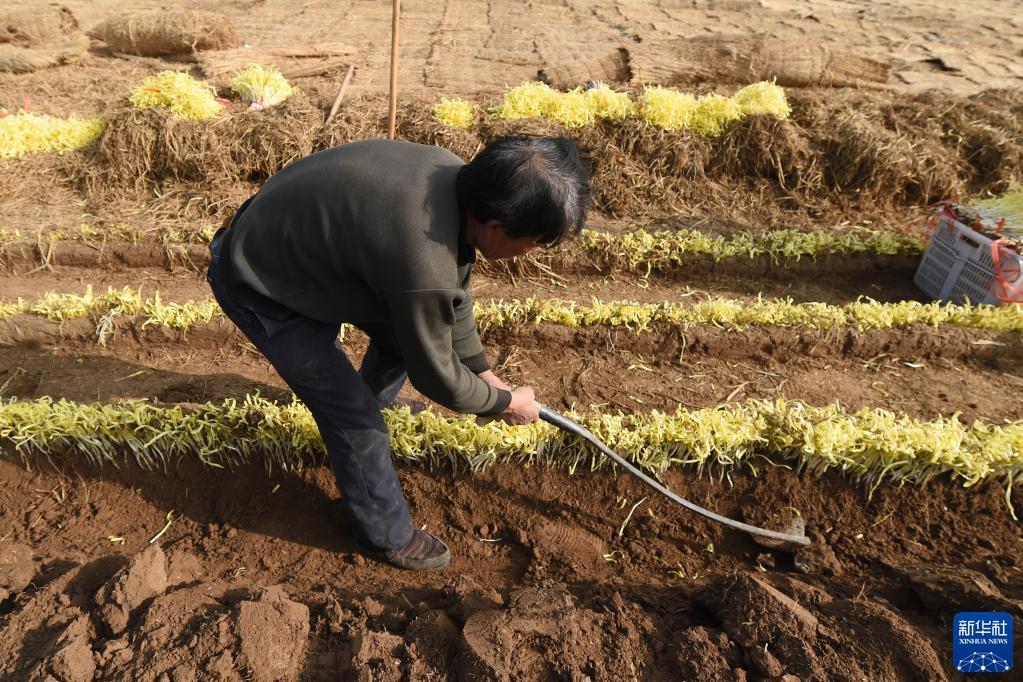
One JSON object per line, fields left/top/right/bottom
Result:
{"left": 0, "top": 238, "right": 924, "bottom": 298}
{"left": 1, "top": 313, "right": 1017, "bottom": 364}
{"left": 1, "top": 320, "right": 1019, "bottom": 423}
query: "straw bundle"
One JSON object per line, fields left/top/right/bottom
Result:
{"left": 0, "top": 39, "right": 87, "bottom": 73}
{"left": 631, "top": 34, "right": 891, "bottom": 88}
{"left": 1, "top": 4, "right": 79, "bottom": 47}
{"left": 708, "top": 114, "right": 821, "bottom": 195}
{"left": 87, "top": 10, "right": 239, "bottom": 56}
{"left": 917, "top": 90, "right": 1023, "bottom": 194}
{"left": 0, "top": 4, "right": 87, "bottom": 73}
{"left": 822, "top": 110, "right": 963, "bottom": 205}
{"left": 608, "top": 117, "right": 709, "bottom": 179}
{"left": 72, "top": 90, "right": 320, "bottom": 210}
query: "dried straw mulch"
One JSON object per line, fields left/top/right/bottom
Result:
{"left": 55, "top": 88, "right": 1023, "bottom": 225}
{"left": 68, "top": 91, "right": 322, "bottom": 216}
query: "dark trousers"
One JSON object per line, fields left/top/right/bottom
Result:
{"left": 207, "top": 230, "right": 415, "bottom": 550}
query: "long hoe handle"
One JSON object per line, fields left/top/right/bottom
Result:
{"left": 538, "top": 406, "right": 810, "bottom": 546}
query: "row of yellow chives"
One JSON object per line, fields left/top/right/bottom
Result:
{"left": 1, "top": 66, "right": 293, "bottom": 158}
{"left": 0, "top": 225, "right": 924, "bottom": 262}
{"left": 435, "top": 80, "right": 790, "bottom": 135}
{"left": 2, "top": 288, "right": 1021, "bottom": 334}
{"left": 1, "top": 396, "right": 1019, "bottom": 510}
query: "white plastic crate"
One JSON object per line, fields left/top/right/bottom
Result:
{"left": 913, "top": 210, "right": 1023, "bottom": 305}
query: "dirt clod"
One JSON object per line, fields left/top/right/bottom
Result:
{"left": 94, "top": 544, "right": 168, "bottom": 635}
{"left": 47, "top": 615, "right": 95, "bottom": 682}
{"left": 350, "top": 631, "right": 405, "bottom": 681}
{"left": 0, "top": 542, "right": 36, "bottom": 601}
{"left": 700, "top": 573, "right": 824, "bottom": 678}
{"left": 406, "top": 610, "right": 460, "bottom": 677}
{"left": 895, "top": 564, "right": 1021, "bottom": 618}
{"left": 455, "top": 582, "right": 650, "bottom": 680}
{"left": 165, "top": 550, "right": 202, "bottom": 587}
{"left": 445, "top": 575, "right": 504, "bottom": 624}
{"left": 361, "top": 595, "right": 386, "bottom": 618}
{"left": 794, "top": 543, "right": 843, "bottom": 576}
{"left": 675, "top": 626, "right": 745, "bottom": 681}
{"left": 235, "top": 585, "right": 310, "bottom": 682}
{"left": 824, "top": 599, "right": 949, "bottom": 681}
{"left": 748, "top": 645, "right": 785, "bottom": 677}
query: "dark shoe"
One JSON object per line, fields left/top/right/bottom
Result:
{"left": 356, "top": 529, "right": 451, "bottom": 570}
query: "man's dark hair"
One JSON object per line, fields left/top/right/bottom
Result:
{"left": 456, "top": 136, "right": 592, "bottom": 247}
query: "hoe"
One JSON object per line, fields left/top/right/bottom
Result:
{"left": 539, "top": 406, "right": 811, "bottom": 548}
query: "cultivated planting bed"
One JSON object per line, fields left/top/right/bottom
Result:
{"left": 2, "top": 1, "right": 1022, "bottom": 679}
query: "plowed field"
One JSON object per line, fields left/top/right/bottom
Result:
{"left": 2, "top": 1, "right": 1022, "bottom": 680}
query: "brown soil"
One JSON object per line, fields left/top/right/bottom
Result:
{"left": 2, "top": 454, "right": 1021, "bottom": 681}
{"left": 3, "top": 304, "right": 1022, "bottom": 420}
{"left": 4, "top": 1, "right": 1023, "bottom": 679}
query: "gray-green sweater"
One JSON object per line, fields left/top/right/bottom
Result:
{"left": 222, "top": 140, "right": 511, "bottom": 416}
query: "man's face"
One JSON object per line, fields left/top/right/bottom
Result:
{"left": 477, "top": 222, "right": 544, "bottom": 260}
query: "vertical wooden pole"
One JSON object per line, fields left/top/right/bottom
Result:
{"left": 387, "top": 0, "right": 401, "bottom": 140}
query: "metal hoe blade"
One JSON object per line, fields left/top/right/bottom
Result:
{"left": 539, "top": 406, "right": 810, "bottom": 547}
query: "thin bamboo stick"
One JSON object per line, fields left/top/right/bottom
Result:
{"left": 387, "top": 0, "right": 401, "bottom": 140}
{"left": 325, "top": 64, "right": 355, "bottom": 127}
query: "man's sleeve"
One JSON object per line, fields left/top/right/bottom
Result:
{"left": 385, "top": 289, "right": 510, "bottom": 415}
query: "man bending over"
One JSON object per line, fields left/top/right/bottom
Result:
{"left": 207, "top": 136, "right": 592, "bottom": 570}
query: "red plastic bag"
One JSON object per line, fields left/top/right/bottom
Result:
{"left": 990, "top": 239, "right": 1023, "bottom": 303}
